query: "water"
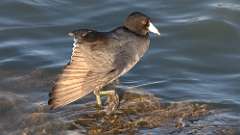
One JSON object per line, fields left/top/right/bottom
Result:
{"left": 1, "top": 0, "right": 240, "bottom": 134}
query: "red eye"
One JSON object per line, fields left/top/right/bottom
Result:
{"left": 141, "top": 19, "right": 148, "bottom": 25}
{"left": 144, "top": 19, "right": 150, "bottom": 27}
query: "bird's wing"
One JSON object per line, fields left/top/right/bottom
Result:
{"left": 48, "top": 30, "right": 121, "bottom": 109}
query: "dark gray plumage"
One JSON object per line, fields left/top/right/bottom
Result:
{"left": 48, "top": 12, "right": 160, "bottom": 110}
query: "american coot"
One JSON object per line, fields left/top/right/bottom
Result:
{"left": 48, "top": 12, "right": 160, "bottom": 113}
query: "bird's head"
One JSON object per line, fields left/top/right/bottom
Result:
{"left": 123, "top": 11, "right": 160, "bottom": 36}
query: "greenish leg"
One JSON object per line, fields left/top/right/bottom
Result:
{"left": 100, "top": 90, "right": 119, "bottom": 114}
{"left": 94, "top": 90, "right": 102, "bottom": 107}
{"left": 99, "top": 90, "right": 115, "bottom": 95}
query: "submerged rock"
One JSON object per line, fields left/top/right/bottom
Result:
{"left": 65, "top": 89, "right": 238, "bottom": 135}
{"left": 3, "top": 87, "right": 237, "bottom": 135}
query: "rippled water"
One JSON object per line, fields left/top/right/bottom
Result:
{"left": 1, "top": 0, "right": 240, "bottom": 134}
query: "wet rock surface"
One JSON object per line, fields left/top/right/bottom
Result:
{"left": 1, "top": 88, "right": 239, "bottom": 135}
{"left": 64, "top": 90, "right": 239, "bottom": 135}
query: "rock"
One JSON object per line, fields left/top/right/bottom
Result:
{"left": 66, "top": 89, "right": 237, "bottom": 135}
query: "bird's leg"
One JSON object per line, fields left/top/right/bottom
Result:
{"left": 100, "top": 90, "right": 119, "bottom": 114}
{"left": 93, "top": 90, "right": 102, "bottom": 108}
{"left": 99, "top": 90, "right": 115, "bottom": 95}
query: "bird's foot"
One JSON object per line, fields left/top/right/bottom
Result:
{"left": 95, "top": 104, "right": 103, "bottom": 110}
{"left": 106, "top": 92, "right": 119, "bottom": 115}
{"left": 100, "top": 90, "right": 119, "bottom": 115}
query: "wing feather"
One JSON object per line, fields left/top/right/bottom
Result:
{"left": 48, "top": 31, "right": 120, "bottom": 109}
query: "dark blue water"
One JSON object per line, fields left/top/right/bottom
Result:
{"left": 0, "top": 0, "right": 240, "bottom": 134}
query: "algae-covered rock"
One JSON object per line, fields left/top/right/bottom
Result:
{"left": 5, "top": 88, "right": 237, "bottom": 135}
{"left": 66, "top": 89, "right": 238, "bottom": 135}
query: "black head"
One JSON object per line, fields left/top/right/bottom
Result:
{"left": 123, "top": 12, "right": 160, "bottom": 36}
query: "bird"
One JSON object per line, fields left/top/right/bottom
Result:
{"left": 48, "top": 11, "right": 160, "bottom": 113}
